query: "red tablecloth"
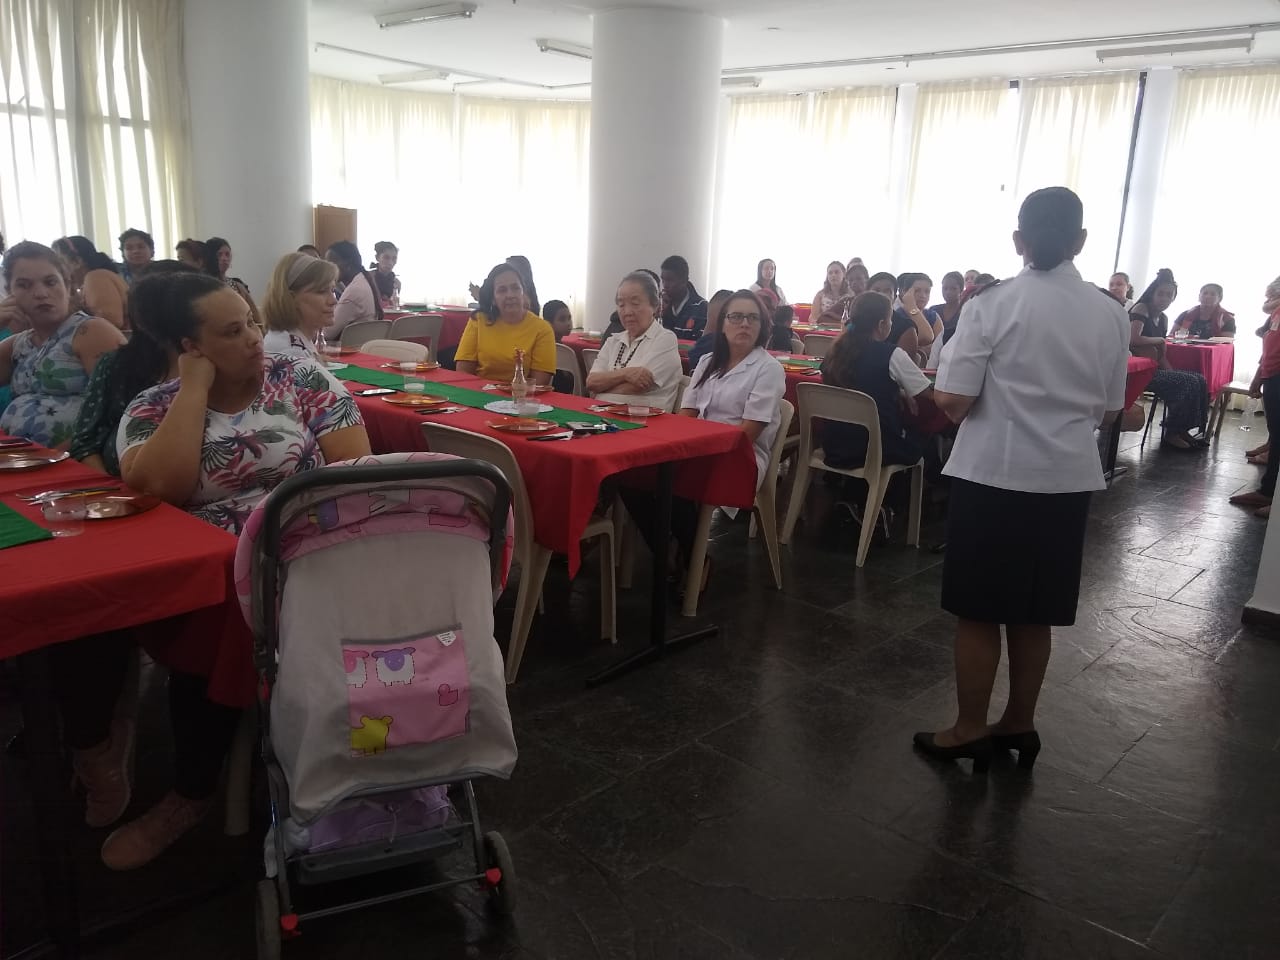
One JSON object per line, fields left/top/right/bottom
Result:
{"left": 0, "top": 443, "right": 250, "bottom": 706}
{"left": 1125, "top": 356, "right": 1158, "bottom": 408}
{"left": 793, "top": 304, "right": 812, "bottom": 324}
{"left": 343, "top": 355, "right": 756, "bottom": 575}
{"left": 1165, "top": 340, "right": 1234, "bottom": 398}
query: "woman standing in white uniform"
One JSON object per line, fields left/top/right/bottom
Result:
{"left": 914, "top": 187, "right": 1130, "bottom": 773}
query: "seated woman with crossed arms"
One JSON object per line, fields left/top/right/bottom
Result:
{"left": 587, "top": 271, "right": 683, "bottom": 411}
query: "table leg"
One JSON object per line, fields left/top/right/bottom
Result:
{"left": 587, "top": 462, "right": 717, "bottom": 686}
{"left": 16, "top": 648, "right": 81, "bottom": 958}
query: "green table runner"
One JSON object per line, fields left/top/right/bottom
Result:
{"left": 0, "top": 502, "right": 52, "bottom": 550}
{"left": 336, "top": 367, "right": 645, "bottom": 430}
{"left": 779, "top": 356, "right": 822, "bottom": 370}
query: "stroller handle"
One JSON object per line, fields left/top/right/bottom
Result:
{"left": 254, "top": 459, "right": 513, "bottom": 680}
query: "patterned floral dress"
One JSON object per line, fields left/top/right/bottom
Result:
{"left": 0, "top": 312, "right": 92, "bottom": 447}
{"left": 116, "top": 355, "right": 363, "bottom": 534}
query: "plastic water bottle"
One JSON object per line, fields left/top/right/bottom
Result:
{"left": 1242, "top": 396, "right": 1259, "bottom": 430}
{"left": 510, "top": 349, "right": 529, "bottom": 413}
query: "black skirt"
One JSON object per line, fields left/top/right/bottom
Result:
{"left": 942, "top": 478, "right": 1092, "bottom": 626}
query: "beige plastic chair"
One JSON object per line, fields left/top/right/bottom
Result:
{"left": 340, "top": 319, "right": 393, "bottom": 350}
{"left": 389, "top": 313, "right": 444, "bottom": 353}
{"left": 781, "top": 382, "right": 922, "bottom": 568}
{"left": 803, "top": 333, "right": 834, "bottom": 358}
{"left": 361, "top": 339, "right": 429, "bottom": 362}
{"left": 680, "top": 399, "right": 794, "bottom": 617}
{"left": 555, "top": 341, "right": 585, "bottom": 395}
{"left": 790, "top": 336, "right": 804, "bottom": 355}
{"left": 420, "top": 423, "right": 616, "bottom": 683}
{"left": 1209, "top": 380, "right": 1254, "bottom": 438}
{"left": 673, "top": 374, "right": 691, "bottom": 413}
{"left": 581, "top": 348, "right": 600, "bottom": 374}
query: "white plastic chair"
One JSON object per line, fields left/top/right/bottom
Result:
{"left": 420, "top": 423, "right": 616, "bottom": 683}
{"left": 360, "top": 339, "right": 429, "bottom": 362}
{"left": 581, "top": 348, "right": 600, "bottom": 374}
{"left": 681, "top": 399, "right": 794, "bottom": 617}
{"left": 781, "top": 382, "right": 922, "bottom": 568}
{"left": 803, "top": 334, "right": 834, "bottom": 358}
{"left": 673, "top": 374, "right": 691, "bottom": 413}
{"left": 555, "top": 341, "right": 585, "bottom": 396}
{"left": 1209, "top": 380, "right": 1254, "bottom": 439}
{"left": 790, "top": 336, "right": 804, "bottom": 355}
{"left": 389, "top": 313, "right": 444, "bottom": 353}
{"left": 340, "top": 319, "right": 392, "bottom": 350}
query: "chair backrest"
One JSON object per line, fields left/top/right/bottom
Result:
{"left": 790, "top": 336, "right": 803, "bottom": 355}
{"left": 340, "top": 319, "right": 393, "bottom": 349}
{"left": 803, "top": 333, "right": 834, "bottom": 358}
{"left": 673, "top": 374, "right": 691, "bottom": 412}
{"left": 555, "top": 341, "right": 583, "bottom": 395}
{"left": 760, "top": 399, "right": 795, "bottom": 495}
{"left": 794, "top": 381, "right": 883, "bottom": 478}
{"left": 420, "top": 424, "right": 533, "bottom": 567}
{"left": 389, "top": 313, "right": 444, "bottom": 351}
{"left": 361, "top": 339, "right": 430, "bottom": 362}
{"left": 581, "top": 348, "right": 600, "bottom": 373}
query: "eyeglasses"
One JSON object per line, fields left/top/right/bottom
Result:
{"left": 724, "top": 312, "right": 761, "bottom": 326}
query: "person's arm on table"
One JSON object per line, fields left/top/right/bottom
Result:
{"left": 119, "top": 353, "right": 212, "bottom": 505}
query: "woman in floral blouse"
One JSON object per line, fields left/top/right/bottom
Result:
{"left": 0, "top": 242, "right": 124, "bottom": 447}
{"left": 58, "top": 271, "right": 370, "bottom": 874}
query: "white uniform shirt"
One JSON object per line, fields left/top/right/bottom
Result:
{"left": 684, "top": 348, "right": 786, "bottom": 488}
{"left": 937, "top": 261, "right": 1129, "bottom": 494}
{"left": 589, "top": 323, "right": 683, "bottom": 411}
{"left": 326, "top": 272, "right": 377, "bottom": 339}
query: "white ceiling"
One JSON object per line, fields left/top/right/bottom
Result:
{"left": 309, "top": 0, "right": 1280, "bottom": 99}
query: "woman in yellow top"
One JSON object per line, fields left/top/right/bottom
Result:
{"left": 455, "top": 262, "right": 555, "bottom": 384}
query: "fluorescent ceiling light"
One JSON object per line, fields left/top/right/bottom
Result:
{"left": 376, "top": 3, "right": 476, "bottom": 29}
{"left": 378, "top": 68, "right": 450, "bottom": 84}
{"left": 721, "top": 76, "right": 762, "bottom": 88}
{"left": 536, "top": 38, "right": 592, "bottom": 61}
{"left": 1096, "top": 37, "right": 1253, "bottom": 61}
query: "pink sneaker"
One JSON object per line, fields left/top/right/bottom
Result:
{"left": 72, "top": 718, "right": 135, "bottom": 828}
{"left": 101, "top": 791, "right": 211, "bottom": 871}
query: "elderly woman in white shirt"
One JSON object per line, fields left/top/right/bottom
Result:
{"left": 915, "top": 187, "right": 1129, "bottom": 774}
{"left": 261, "top": 252, "right": 339, "bottom": 358}
{"left": 587, "top": 271, "right": 683, "bottom": 412}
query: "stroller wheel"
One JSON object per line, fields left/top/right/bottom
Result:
{"left": 255, "top": 878, "right": 282, "bottom": 960}
{"left": 482, "top": 831, "right": 517, "bottom": 917}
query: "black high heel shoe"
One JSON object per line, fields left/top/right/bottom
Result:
{"left": 990, "top": 730, "right": 1041, "bottom": 769}
{"left": 912, "top": 732, "right": 993, "bottom": 773}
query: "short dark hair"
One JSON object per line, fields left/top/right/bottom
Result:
{"left": 1201, "top": 283, "right": 1224, "bottom": 298}
{"left": 942, "top": 271, "right": 964, "bottom": 286}
{"left": 129, "top": 270, "right": 226, "bottom": 351}
{"left": 176, "top": 238, "right": 206, "bottom": 266}
{"left": 897, "top": 272, "right": 931, "bottom": 295}
{"left": 660, "top": 255, "right": 690, "bottom": 279}
{"left": 118, "top": 228, "right": 154, "bottom": 253}
{"left": 1017, "top": 186, "right": 1084, "bottom": 271}
{"left": 542, "top": 299, "right": 569, "bottom": 321}
{"left": 297, "top": 244, "right": 321, "bottom": 256}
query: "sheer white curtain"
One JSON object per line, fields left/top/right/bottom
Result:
{"left": 900, "top": 80, "right": 1021, "bottom": 282}
{"left": 310, "top": 77, "right": 591, "bottom": 312}
{"left": 0, "top": 0, "right": 192, "bottom": 255}
{"left": 1147, "top": 66, "right": 1280, "bottom": 377}
{"left": 713, "top": 88, "right": 896, "bottom": 302}
{"left": 1015, "top": 74, "right": 1139, "bottom": 285}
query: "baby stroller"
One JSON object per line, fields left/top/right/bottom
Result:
{"left": 234, "top": 452, "right": 518, "bottom": 959}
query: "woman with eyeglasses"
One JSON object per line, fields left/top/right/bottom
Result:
{"left": 624, "top": 288, "right": 785, "bottom": 597}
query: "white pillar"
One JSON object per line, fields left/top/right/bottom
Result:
{"left": 1116, "top": 67, "right": 1177, "bottom": 287}
{"left": 585, "top": 8, "right": 725, "bottom": 329}
{"left": 183, "top": 0, "right": 311, "bottom": 298}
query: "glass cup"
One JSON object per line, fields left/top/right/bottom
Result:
{"left": 42, "top": 500, "right": 86, "bottom": 537}
{"left": 403, "top": 377, "right": 426, "bottom": 395}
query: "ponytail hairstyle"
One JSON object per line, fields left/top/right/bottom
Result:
{"left": 475, "top": 263, "right": 526, "bottom": 326}
{"left": 695, "top": 289, "right": 773, "bottom": 387}
{"left": 327, "top": 240, "right": 384, "bottom": 323}
{"left": 53, "top": 236, "right": 116, "bottom": 275}
{"left": 822, "top": 292, "right": 892, "bottom": 386}
{"left": 112, "top": 261, "right": 201, "bottom": 402}
{"left": 1016, "top": 186, "right": 1084, "bottom": 271}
